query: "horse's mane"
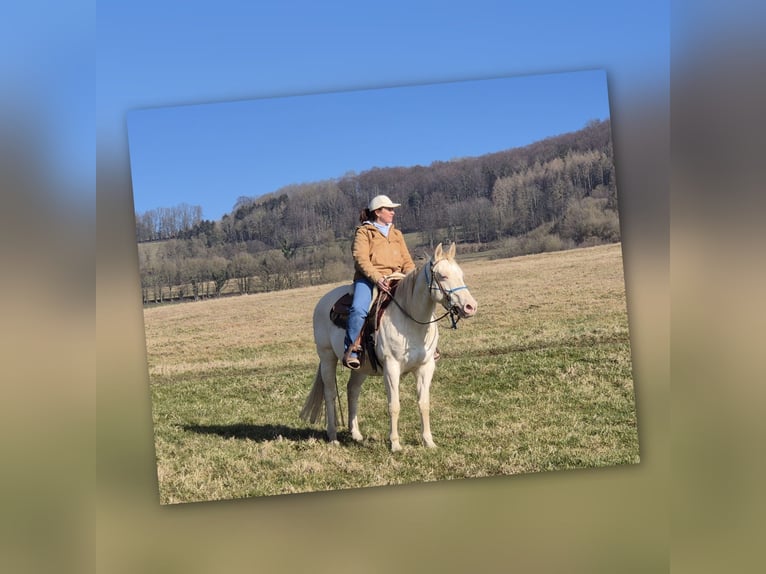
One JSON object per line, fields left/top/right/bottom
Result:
{"left": 392, "top": 258, "right": 430, "bottom": 314}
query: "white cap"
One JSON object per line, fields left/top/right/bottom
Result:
{"left": 368, "top": 194, "right": 401, "bottom": 211}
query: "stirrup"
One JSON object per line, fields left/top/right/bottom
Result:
{"left": 343, "top": 356, "right": 361, "bottom": 370}
{"left": 342, "top": 349, "right": 361, "bottom": 370}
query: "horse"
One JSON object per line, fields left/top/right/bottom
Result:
{"left": 300, "top": 242, "right": 478, "bottom": 452}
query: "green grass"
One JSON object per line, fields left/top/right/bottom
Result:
{"left": 145, "top": 243, "right": 639, "bottom": 504}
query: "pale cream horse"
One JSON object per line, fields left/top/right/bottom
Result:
{"left": 300, "top": 243, "right": 477, "bottom": 452}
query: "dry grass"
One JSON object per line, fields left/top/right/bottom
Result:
{"left": 144, "top": 243, "right": 638, "bottom": 504}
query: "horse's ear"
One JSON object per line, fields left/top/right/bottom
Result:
{"left": 433, "top": 243, "right": 444, "bottom": 261}
{"left": 447, "top": 242, "right": 456, "bottom": 260}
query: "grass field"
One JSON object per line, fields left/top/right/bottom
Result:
{"left": 144, "top": 242, "right": 638, "bottom": 504}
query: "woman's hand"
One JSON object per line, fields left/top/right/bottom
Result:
{"left": 376, "top": 277, "right": 390, "bottom": 292}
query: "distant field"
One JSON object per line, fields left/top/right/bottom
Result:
{"left": 144, "top": 243, "right": 638, "bottom": 504}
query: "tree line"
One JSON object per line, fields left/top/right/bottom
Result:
{"left": 135, "top": 203, "right": 203, "bottom": 242}
{"left": 137, "top": 119, "right": 621, "bottom": 304}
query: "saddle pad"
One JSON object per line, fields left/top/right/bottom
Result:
{"left": 329, "top": 292, "right": 354, "bottom": 329}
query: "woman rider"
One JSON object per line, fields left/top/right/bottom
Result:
{"left": 343, "top": 194, "right": 416, "bottom": 369}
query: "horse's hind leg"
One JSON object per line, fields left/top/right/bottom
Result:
{"left": 347, "top": 370, "right": 366, "bottom": 442}
{"left": 319, "top": 352, "right": 340, "bottom": 443}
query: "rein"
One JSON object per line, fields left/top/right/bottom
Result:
{"left": 386, "top": 259, "right": 466, "bottom": 329}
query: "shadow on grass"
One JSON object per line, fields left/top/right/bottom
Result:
{"left": 180, "top": 423, "right": 380, "bottom": 446}
{"left": 182, "top": 423, "right": 382, "bottom": 447}
{"left": 181, "top": 423, "right": 327, "bottom": 443}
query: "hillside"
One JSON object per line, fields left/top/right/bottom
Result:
{"left": 137, "top": 119, "right": 621, "bottom": 304}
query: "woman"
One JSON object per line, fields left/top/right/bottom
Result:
{"left": 343, "top": 194, "right": 416, "bottom": 369}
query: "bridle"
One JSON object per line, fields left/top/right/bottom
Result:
{"left": 387, "top": 258, "right": 468, "bottom": 329}
{"left": 425, "top": 258, "right": 469, "bottom": 306}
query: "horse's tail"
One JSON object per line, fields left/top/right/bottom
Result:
{"left": 299, "top": 365, "right": 325, "bottom": 424}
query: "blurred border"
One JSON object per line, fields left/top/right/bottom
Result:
{"left": 672, "top": 1, "right": 766, "bottom": 572}
{"left": 90, "top": 0, "right": 765, "bottom": 564}
{"left": 36, "top": 0, "right": 766, "bottom": 572}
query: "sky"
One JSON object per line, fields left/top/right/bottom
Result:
{"left": 126, "top": 71, "right": 612, "bottom": 221}
{"left": 95, "top": 0, "right": 671, "bottom": 222}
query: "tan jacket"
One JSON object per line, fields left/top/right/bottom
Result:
{"left": 352, "top": 223, "right": 416, "bottom": 284}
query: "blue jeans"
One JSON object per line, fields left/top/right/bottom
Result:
{"left": 344, "top": 278, "right": 374, "bottom": 355}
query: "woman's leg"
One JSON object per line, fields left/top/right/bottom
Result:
{"left": 343, "top": 278, "right": 373, "bottom": 368}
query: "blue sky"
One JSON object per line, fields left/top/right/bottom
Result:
{"left": 127, "top": 71, "right": 611, "bottom": 220}
{"left": 96, "top": 1, "right": 670, "bottom": 220}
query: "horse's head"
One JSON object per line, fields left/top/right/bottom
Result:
{"left": 428, "top": 243, "right": 478, "bottom": 319}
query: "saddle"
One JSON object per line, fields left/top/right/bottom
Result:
{"left": 330, "top": 275, "right": 404, "bottom": 371}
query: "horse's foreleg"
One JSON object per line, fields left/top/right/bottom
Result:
{"left": 347, "top": 371, "right": 365, "bottom": 442}
{"left": 319, "top": 357, "right": 339, "bottom": 443}
{"left": 384, "top": 363, "right": 403, "bottom": 452}
{"left": 415, "top": 362, "right": 437, "bottom": 448}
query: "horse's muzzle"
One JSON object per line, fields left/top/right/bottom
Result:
{"left": 456, "top": 299, "right": 477, "bottom": 318}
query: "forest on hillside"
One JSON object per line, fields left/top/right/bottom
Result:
{"left": 136, "top": 119, "right": 621, "bottom": 304}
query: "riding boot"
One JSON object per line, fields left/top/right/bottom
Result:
{"left": 343, "top": 331, "right": 364, "bottom": 370}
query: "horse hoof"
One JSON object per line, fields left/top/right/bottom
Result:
{"left": 390, "top": 442, "right": 402, "bottom": 453}
{"left": 424, "top": 440, "right": 437, "bottom": 449}
{"left": 351, "top": 431, "right": 364, "bottom": 442}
